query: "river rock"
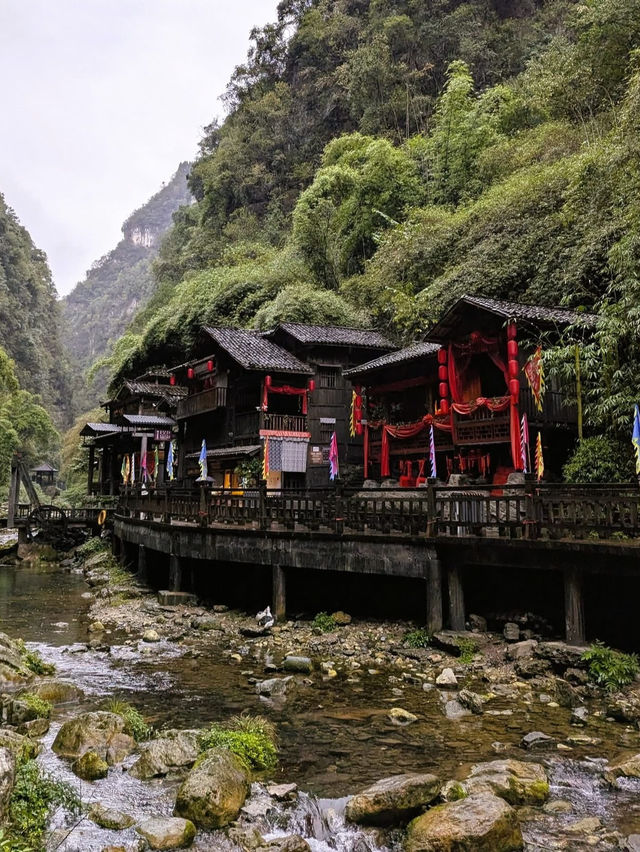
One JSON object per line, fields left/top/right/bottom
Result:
{"left": 331, "top": 611, "right": 352, "bottom": 626}
{"left": 506, "top": 640, "right": 538, "bottom": 661}
{"left": 458, "top": 689, "right": 484, "bottom": 715}
{"left": 72, "top": 749, "right": 109, "bottom": 780}
{"left": 625, "top": 836, "right": 640, "bottom": 852}
{"left": 52, "top": 711, "right": 135, "bottom": 763}
{"left": 468, "top": 614, "right": 487, "bottom": 632}
{"left": 136, "top": 816, "right": 196, "bottom": 849}
{"left": 0, "top": 747, "right": 15, "bottom": 821}
{"left": 30, "top": 678, "right": 84, "bottom": 704}
{"left": 606, "top": 753, "right": 640, "bottom": 782}
{"left": 256, "top": 677, "right": 293, "bottom": 697}
{"left": 89, "top": 621, "right": 105, "bottom": 633}
{"left": 282, "top": 656, "right": 312, "bottom": 674}
{"left": 0, "top": 633, "right": 32, "bottom": 686}
{"left": 346, "top": 773, "right": 441, "bottom": 825}
{"left": 570, "top": 707, "right": 589, "bottom": 726}
{"left": 521, "top": 731, "right": 556, "bottom": 752}
{"left": 503, "top": 623, "right": 520, "bottom": 643}
{"left": 567, "top": 816, "right": 601, "bottom": 834}
{"left": 0, "top": 729, "right": 39, "bottom": 761}
{"left": 436, "top": 668, "right": 458, "bottom": 688}
{"left": 143, "top": 629, "right": 161, "bottom": 642}
{"left": 2, "top": 695, "right": 42, "bottom": 725}
{"left": 158, "top": 591, "right": 197, "bottom": 607}
{"left": 388, "top": 707, "right": 418, "bottom": 726}
{"left": 534, "top": 642, "right": 588, "bottom": 671}
{"left": 17, "top": 717, "right": 50, "bottom": 736}
{"left": 129, "top": 729, "right": 201, "bottom": 779}
{"left": 514, "top": 658, "right": 551, "bottom": 679}
{"left": 463, "top": 760, "right": 549, "bottom": 805}
{"left": 606, "top": 690, "right": 640, "bottom": 724}
{"left": 174, "top": 748, "right": 250, "bottom": 828}
{"left": 405, "top": 792, "right": 523, "bottom": 852}
{"left": 443, "top": 699, "right": 470, "bottom": 720}
{"left": 431, "top": 632, "right": 473, "bottom": 657}
{"left": 88, "top": 802, "right": 136, "bottom": 830}
{"left": 267, "top": 782, "right": 298, "bottom": 800}
{"left": 259, "top": 837, "right": 311, "bottom": 852}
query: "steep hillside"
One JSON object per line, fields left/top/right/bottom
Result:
{"left": 0, "top": 192, "right": 71, "bottom": 428}
{"left": 62, "top": 162, "right": 191, "bottom": 412}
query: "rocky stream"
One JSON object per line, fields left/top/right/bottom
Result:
{"left": 1, "top": 538, "right": 640, "bottom": 851}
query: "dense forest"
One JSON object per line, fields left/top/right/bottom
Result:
{"left": 94, "top": 0, "right": 640, "bottom": 445}
{"left": 0, "top": 193, "right": 71, "bottom": 429}
{"left": 63, "top": 162, "right": 191, "bottom": 414}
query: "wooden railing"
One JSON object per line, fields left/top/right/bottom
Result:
{"left": 176, "top": 386, "right": 227, "bottom": 420}
{"left": 261, "top": 412, "right": 308, "bottom": 433}
{"left": 117, "top": 482, "right": 640, "bottom": 542}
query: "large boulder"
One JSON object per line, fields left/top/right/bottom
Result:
{"left": 88, "top": 802, "right": 136, "bottom": 830}
{"left": 405, "top": 793, "right": 523, "bottom": 852}
{"left": 0, "top": 729, "right": 40, "bottom": 762}
{"left": 72, "top": 750, "right": 109, "bottom": 780}
{"left": 346, "top": 773, "right": 441, "bottom": 825}
{"left": 534, "top": 642, "right": 588, "bottom": 671}
{"left": 0, "top": 633, "right": 32, "bottom": 686}
{"left": 130, "top": 730, "right": 201, "bottom": 779}
{"left": 136, "top": 816, "right": 196, "bottom": 849}
{"left": 30, "top": 679, "right": 84, "bottom": 704}
{"left": 0, "top": 747, "right": 16, "bottom": 821}
{"left": 174, "top": 748, "right": 250, "bottom": 828}
{"left": 52, "top": 711, "right": 135, "bottom": 764}
{"left": 463, "top": 760, "right": 549, "bottom": 805}
{"left": 606, "top": 753, "right": 640, "bottom": 783}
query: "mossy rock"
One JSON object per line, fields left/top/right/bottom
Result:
{"left": 72, "top": 750, "right": 109, "bottom": 781}
{"left": 463, "top": 760, "right": 549, "bottom": 806}
{"left": 88, "top": 802, "right": 136, "bottom": 830}
{"left": 174, "top": 747, "right": 250, "bottom": 829}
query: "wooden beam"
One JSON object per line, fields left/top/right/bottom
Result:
{"left": 169, "top": 554, "right": 182, "bottom": 592}
{"left": 426, "top": 557, "right": 443, "bottom": 633}
{"left": 7, "top": 460, "right": 19, "bottom": 529}
{"left": 564, "top": 566, "right": 586, "bottom": 645}
{"left": 272, "top": 564, "right": 286, "bottom": 622}
{"left": 448, "top": 563, "right": 466, "bottom": 631}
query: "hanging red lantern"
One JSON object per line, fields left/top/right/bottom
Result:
{"left": 507, "top": 339, "right": 518, "bottom": 359}
{"left": 439, "top": 382, "right": 449, "bottom": 399}
{"left": 437, "top": 348, "right": 447, "bottom": 365}
{"left": 187, "top": 367, "right": 195, "bottom": 380}
{"left": 438, "top": 365, "right": 448, "bottom": 381}
{"left": 207, "top": 359, "right": 214, "bottom": 372}
{"left": 507, "top": 322, "right": 517, "bottom": 340}
{"left": 308, "top": 379, "right": 315, "bottom": 392}
{"left": 508, "top": 359, "right": 519, "bottom": 378}
{"left": 169, "top": 374, "right": 176, "bottom": 386}
{"left": 509, "top": 378, "right": 520, "bottom": 398}
{"left": 440, "top": 399, "right": 450, "bottom": 415}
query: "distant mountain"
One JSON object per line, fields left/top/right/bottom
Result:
{"left": 0, "top": 191, "right": 71, "bottom": 428}
{"left": 62, "top": 162, "right": 191, "bottom": 413}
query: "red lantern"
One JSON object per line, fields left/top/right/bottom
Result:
{"left": 169, "top": 375, "right": 176, "bottom": 386}
{"left": 207, "top": 359, "right": 214, "bottom": 372}
{"left": 437, "top": 348, "right": 447, "bottom": 365}
{"left": 439, "top": 382, "right": 448, "bottom": 399}
{"left": 508, "top": 359, "right": 519, "bottom": 378}
{"left": 187, "top": 367, "right": 195, "bottom": 380}
{"left": 507, "top": 339, "right": 518, "bottom": 358}
{"left": 438, "top": 365, "right": 448, "bottom": 381}
{"left": 509, "top": 378, "right": 520, "bottom": 398}
{"left": 507, "top": 322, "right": 517, "bottom": 340}
{"left": 308, "top": 379, "right": 315, "bottom": 392}
{"left": 440, "top": 399, "right": 450, "bottom": 415}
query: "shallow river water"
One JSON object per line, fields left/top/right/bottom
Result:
{"left": 3, "top": 557, "right": 640, "bottom": 850}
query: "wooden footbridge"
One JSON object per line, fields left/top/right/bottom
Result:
{"left": 113, "top": 480, "right": 640, "bottom": 648}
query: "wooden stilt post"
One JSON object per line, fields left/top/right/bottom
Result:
{"left": 272, "top": 564, "right": 286, "bottom": 622}
{"left": 448, "top": 563, "right": 466, "bottom": 631}
{"left": 137, "top": 544, "right": 147, "bottom": 583}
{"left": 87, "top": 443, "right": 95, "bottom": 495}
{"left": 564, "top": 566, "right": 586, "bottom": 645}
{"left": 426, "top": 556, "right": 443, "bottom": 633}
{"left": 169, "top": 553, "right": 182, "bottom": 592}
{"left": 7, "top": 459, "right": 19, "bottom": 529}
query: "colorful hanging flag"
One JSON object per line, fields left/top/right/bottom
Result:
{"left": 153, "top": 445, "right": 159, "bottom": 483}
{"left": 262, "top": 436, "right": 270, "bottom": 480}
{"left": 349, "top": 388, "right": 363, "bottom": 437}
{"left": 141, "top": 448, "right": 148, "bottom": 483}
{"left": 429, "top": 425, "right": 437, "bottom": 479}
{"left": 633, "top": 405, "right": 640, "bottom": 475}
{"left": 121, "top": 455, "right": 128, "bottom": 484}
{"left": 130, "top": 453, "right": 136, "bottom": 485}
{"left": 329, "top": 431, "right": 339, "bottom": 481}
{"left": 523, "top": 346, "right": 545, "bottom": 412}
{"left": 520, "top": 413, "right": 530, "bottom": 473}
{"left": 167, "top": 441, "right": 175, "bottom": 481}
{"left": 196, "top": 439, "right": 208, "bottom": 481}
{"left": 535, "top": 432, "right": 544, "bottom": 482}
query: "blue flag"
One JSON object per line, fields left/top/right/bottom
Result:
{"left": 429, "top": 425, "right": 437, "bottom": 479}
{"left": 197, "top": 439, "right": 208, "bottom": 481}
{"left": 167, "top": 441, "right": 175, "bottom": 481}
{"left": 633, "top": 405, "right": 640, "bottom": 475}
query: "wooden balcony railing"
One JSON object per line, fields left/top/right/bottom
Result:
{"left": 176, "top": 386, "right": 227, "bottom": 420}
{"left": 118, "top": 482, "right": 640, "bottom": 542}
{"left": 261, "top": 412, "right": 308, "bottom": 433}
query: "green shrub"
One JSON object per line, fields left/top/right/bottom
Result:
{"left": 104, "top": 699, "right": 150, "bottom": 741}
{"left": 563, "top": 437, "right": 635, "bottom": 484}
{"left": 582, "top": 641, "right": 639, "bottom": 692}
{"left": 198, "top": 715, "right": 277, "bottom": 772}
{"left": 7, "top": 760, "right": 80, "bottom": 847}
{"left": 14, "top": 641, "right": 55, "bottom": 676}
{"left": 19, "top": 693, "right": 52, "bottom": 719}
{"left": 404, "top": 628, "right": 431, "bottom": 648}
{"left": 76, "top": 537, "right": 107, "bottom": 556}
{"left": 457, "top": 637, "right": 478, "bottom": 664}
{"left": 312, "top": 612, "right": 337, "bottom": 633}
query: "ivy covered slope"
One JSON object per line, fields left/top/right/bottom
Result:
{"left": 108, "top": 0, "right": 640, "bottom": 440}
{"left": 62, "top": 162, "right": 191, "bottom": 413}
{"left": 0, "top": 192, "right": 71, "bottom": 428}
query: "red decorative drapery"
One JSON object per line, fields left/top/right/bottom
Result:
{"left": 368, "top": 414, "right": 452, "bottom": 478}
{"left": 262, "top": 377, "right": 309, "bottom": 414}
{"left": 451, "top": 396, "right": 510, "bottom": 416}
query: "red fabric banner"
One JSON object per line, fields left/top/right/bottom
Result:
{"left": 451, "top": 396, "right": 510, "bottom": 416}
{"left": 369, "top": 415, "right": 452, "bottom": 477}
{"left": 262, "top": 382, "right": 308, "bottom": 414}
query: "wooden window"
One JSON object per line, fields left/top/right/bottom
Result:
{"left": 318, "top": 366, "right": 339, "bottom": 388}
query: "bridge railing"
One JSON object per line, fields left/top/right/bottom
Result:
{"left": 117, "top": 482, "right": 640, "bottom": 542}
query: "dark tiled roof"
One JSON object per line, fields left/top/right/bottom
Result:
{"left": 344, "top": 342, "right": 440, "bottom": 378}
{"left": 30, "top": 462, "right": 58, "bottom": 473}
{"left": 121, "top": 414, "right": 176, "bottom": 428}
{"left": 185, "top": 445, "right": 261, "bottom": 460}
{"left": 203, "top": 327, "right": 312, "bottom": 374}
{"left": 80, "top": 422, "right": 124, "bottom": 436}
{"left": 275, "top": 323, "right": 395, "bottom": 349}
{"left": 121, "top": 380, "right": 187, "bottom": 400}
{"left": 427, "top": 295, "right": 596, "bottom": 342}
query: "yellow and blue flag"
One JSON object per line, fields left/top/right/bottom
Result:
{"left": 196, "top": 439, "right": 208, "bottom": 481}
{"left": 633, "top": 405, "right": 640, "bottom": 475}
{"left": 167, "top": 441, "right": 175, "bottom": 481}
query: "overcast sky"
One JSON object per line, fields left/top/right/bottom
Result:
{"left": 0, "top": 0, "right": 279, "bottom": 296}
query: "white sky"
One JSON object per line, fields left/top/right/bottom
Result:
{"left": 0, "top": 0, "right": 279, "bottom": 296}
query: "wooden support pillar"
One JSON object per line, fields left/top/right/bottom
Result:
{"left": 17, "top": 526, "right": 28, "bottom": 545}
{"left": 447, "top": 563, "right": 466, "bottom": 631}
{"left": 564, "top": 566, "right": 586, "bottom": 646}
{"left": 272, "top": 565, "right": 286, "bottom": 623}
{"left": 137, "top": 545, "right": 147, "bottom": 583}
{"left": 7, "top": 460, "right": 19, "bottom": 529}
{"left": 87, "top": 443, "right": 95, "bottom": 495}
{"left": 169, "top": 554, "right": 182, "bottom": 592}
{"left": 426, "top": 557, "right": 443, "bottom": 633}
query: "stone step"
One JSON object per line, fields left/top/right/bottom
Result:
{"left": 158, "top": 590, "right": 197, "bottom": 607}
